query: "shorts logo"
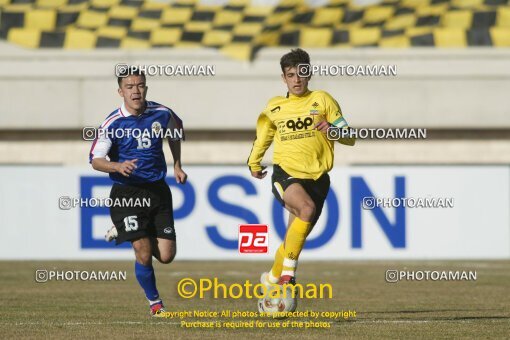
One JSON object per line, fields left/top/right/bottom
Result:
{"left": 163, "top": 227, "right": 173, "bottom": 234}
{"left": 239, "top": 224, "right": 268, "bottom": 254}
{"left": 273, "top": 182, "right": 284, "bottom": 199}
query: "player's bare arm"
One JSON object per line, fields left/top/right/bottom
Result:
{"left": 91, "top": 158, "right": 138, "bottom": 177}
{"left": 168, "top": 139, "right": 187, "bottom": 184}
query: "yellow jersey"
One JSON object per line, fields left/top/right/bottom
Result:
{"left": 247, "top": 90, "right": 351, "bottom": 180}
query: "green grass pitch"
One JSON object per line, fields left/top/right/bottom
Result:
{"left": 0, "top": 260, "right": 508, "bottom": 339}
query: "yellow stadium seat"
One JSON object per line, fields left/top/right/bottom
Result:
{"left": 213, "top": 11, "right": 243, "bottom": 26}
{"left": 496, "top": 7, "right": 510, "bottom": 28}
{"left": 441, "top": 10, "right": 472, "bottom": 29}
{"left": 385, "top": 14, "right": 417, "bottom": 30}
{"left": 234, "top": 23, "right": 263, "bottom": 35}
{"left": 312, "top": 8, "right": 343, "bottom": 26}
{"left": 451, "top": 0, "right": 483, "bottom": 9}
{"left": 92, "top": 0, "right": 121, "bottom": 7}
{"left": 265, "top": 12, "right": 294, "bottom": 26}
{"left": 131, "top": 18, "right": 161, "bottom": 30}
{"left": 203, "top": 30, "right": 232, "bottom": 46}
{"left": 64, "top": 28, "right": 97, "bottom": 48}
{"left": 25, "top": 10, "right": 56, "bottom": 30}
{"left": 161, "top": 7, "right": 193, "bottom": 24}
{"left": 8, "top": 28, "right": 41, "bottom": 48}
{"left": 434, "top": 28, "right": 467, "bottom": 47}
{"left": 97, "top": 26, "right": 127, "bottom": 39}
{"left": 416, "top": 5, "right": 449, "bottom": 17}
{"left": 150, "top": 28, "right": 182, "bottom": 45}
{"left": 300, "top": 28, "right": 333, "bottom": 47}
{"left": 108, "top": 6, "right": 138, "bottom": 19}
{"left": 256, "top": 31, "right": 279, "bottom": 45}
{"left": 406, "top": 26, "right": 434, "bottom": 36}
{"left": 364, "top": 6, "right": 394, "bottom": 23}
{"left": 349, "top": 27, "right": 380, "bottom": 45}
{"left": 36, "top": 0, "right": 68, "bottom": 8}
{"left": 3, "top": 4, "right": 33, "bottom": 12}
{"left": 184, "top": 22, "right": 212, "bottom": 31}
{"left": 77, "top": 11, "right": 108, "bottom": 29}
{"left": 141, "top": 2, "right": 167, "bottom": 10}
{"left": 490, "top": 27, "right": 510, "bottom": 46}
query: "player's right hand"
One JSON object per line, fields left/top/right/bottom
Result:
{"left": 251, "top": 166, "right": 267, "bottom": 179}
{"left": 116, "top": 159, "right": 138, "bottom": 177}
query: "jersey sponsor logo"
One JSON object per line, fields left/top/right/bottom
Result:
{"left": 286, "top": 117, "right": 313, "bottom": 131}
{"left": 277, "top": 116, "right": 315, "bottom": 141}
{"left": 277, "top": 116, "right": 314, "bottom": 138}
{"left": 278, "top": 117, "right": 313, "bottom": 132}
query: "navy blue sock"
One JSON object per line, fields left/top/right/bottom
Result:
{"left": 134, "top": 262, "right": 159, "bottom": 301}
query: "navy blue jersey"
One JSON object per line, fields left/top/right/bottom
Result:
{"left": 89, "top": 101, "right": 184, "bottom": 185}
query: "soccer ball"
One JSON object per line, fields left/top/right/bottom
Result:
{"left": 258, "top": 285, "right": 297, "bottom": 319}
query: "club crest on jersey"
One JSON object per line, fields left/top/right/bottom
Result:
{"left": 152, "top": 121, "right": 162, "bottom": 134}
{"left": 310, "top": 102, "right": 319, "bottom": 115}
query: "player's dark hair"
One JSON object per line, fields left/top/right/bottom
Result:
{"left": 280, "top": 48, "right": 310, "bottom": 73}
{"left": 117, "top": 66, "right": 146, "bottom": 86}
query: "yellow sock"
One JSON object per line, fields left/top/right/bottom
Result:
{"left": 281, "top": 217, "right": 311, "bottom": 277}
{"left": 269, "top": 244, "right": 285, "bottom": 282}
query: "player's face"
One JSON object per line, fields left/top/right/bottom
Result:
{"left": 118, "top": 75, "right": 148, "bottom": 113}
{"left": 282, "top": 66, "right": 310, "bottom": 96}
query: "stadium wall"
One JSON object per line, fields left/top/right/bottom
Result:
{"left": 0, "top": 46, "right": 509, "bottom": 130}
{"left": 1, "top": 46, "right": 510, "bottom": 166}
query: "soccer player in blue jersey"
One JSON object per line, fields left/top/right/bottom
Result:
{"left": 89, "top": 67, "right": 187, "bottom": 317}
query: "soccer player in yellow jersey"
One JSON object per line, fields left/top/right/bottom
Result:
{"left": 247, "top": 48, "right": 355, "bottom": 288}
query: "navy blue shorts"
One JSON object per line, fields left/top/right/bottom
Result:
{"left": 110, "top": 179, "right": 176, "bottom": 245}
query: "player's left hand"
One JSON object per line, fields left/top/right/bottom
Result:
{"left": 174, "top": 167, "right": 188, "bottom": 184}
{"left": 315, "top": 120, "right": 330, "bottom": 134}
